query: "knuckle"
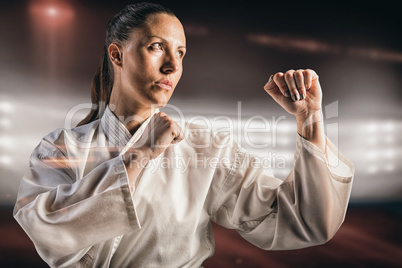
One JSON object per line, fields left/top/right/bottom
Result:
{"left": 305, "top": 69, "right": 315, "bottom": 75}
{"left": 273, "top": 72, "right": 283, "bottom": 80}
{"left": 294, "top": 70, "right": 303, "bottom": 78}
{"left": 284, "top": 70, "right": 295, "bottom": 79}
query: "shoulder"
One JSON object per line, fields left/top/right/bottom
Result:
{"left": 39, "top": 120, "right": 101, "bottom": 154}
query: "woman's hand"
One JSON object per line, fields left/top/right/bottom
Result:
{"left": 264, "top": 69, "right": 326, "bottom": 152}
{"left": 263, "top": 69, "right": 322, "bottom": 118}
{"left": 124, "top": 112, "right": 184, "bottom": 164}
{"left": 123, "top": 112, "right": 183, "bottom": 191}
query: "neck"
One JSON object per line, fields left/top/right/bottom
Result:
{"left": 109, "top": 94, "right": 154, "bottom": 135}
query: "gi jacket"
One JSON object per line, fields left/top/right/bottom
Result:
{"left": 14, "top": 106, "right": 354, "bottom": 267}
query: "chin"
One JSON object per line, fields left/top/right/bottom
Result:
{"left": 152, "top": 103, "right": 167, "bottom": 109}
{"left": 146, "top": 98, "right": 168, "bottom": 109}
{"left": 148, "top": 94, "right": 171, "bottom": 109}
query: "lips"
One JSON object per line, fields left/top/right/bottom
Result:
{"left": 155, "top": 79, "right": 173, "bottom": 91}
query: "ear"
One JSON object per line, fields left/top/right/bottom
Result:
{"left": 108, "top": 43, "right": 123, "bottom": 67}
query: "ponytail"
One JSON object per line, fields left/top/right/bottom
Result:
{"left": 76, "top": 46, "right": 113, "bottom": 126}
{"left": 76, "top": 2, "right": 175, "bottom": 127}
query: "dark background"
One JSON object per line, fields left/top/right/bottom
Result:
{"left": 3, "top": 0, "right": 402, "bottom": 103}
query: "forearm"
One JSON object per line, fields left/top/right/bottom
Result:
{"left": 296, "top": 110, "right": 326, "bottom": 153}
{"left": 13, "top": 155, "right": 140, "bottom": 266}
{"left": 123, "top": 148, "right": 151, "bottom": 192}
{"left": 225, "top": 134, "right": 354, "bottom": 250}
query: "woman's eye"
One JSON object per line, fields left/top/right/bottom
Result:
{"left": 176, "top": 51, "right": 184, "bottom": 58}
{"left": 150, "top": 43, "right": 163, "bottom": 50}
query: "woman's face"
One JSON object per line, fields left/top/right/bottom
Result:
{"left": 116, "top": 13, "right": 186, "bottom": 110}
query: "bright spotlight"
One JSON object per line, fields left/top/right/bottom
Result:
{"left": 366, "top": 122, "right": 378, "bottom": 132}
{"left": 384, "top": 149, "right": 395, "bottom": 159}
{"left": 384, "top": 164, "right": 395, "bottom": 172}
{"left": 0, "top": 136, "right": 13, "bottom": 148}
{"left": 383, "top": 121, "right": 395, "bottom": 132}
{"left": 29, "top": 1, "right": 74, "bottom": 27}
{"left": 278, "top": 122, "right": 292, "bottom": 133}
{"left": 47, "top": 7, "right": 58, "bottom": 17}
{"left": 0, "top": 102, "right": 13, "bottom": 113}
{"left": 0, "top": 155, "right": 12, "bottom": 165}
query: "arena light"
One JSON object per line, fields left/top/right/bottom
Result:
{"left": 0, "top": 136, "right": 13, "bottom": 148}
{"left": 47, "top": 7, "right": 58, "bottom": 17}
{"left": 384, "top": 149, "right": 395, "bottom": 159}
{"left": 277, "top": 122, "right": 293, "bottom": 133}
{"left": 383, "top": 121, "right": 395, "bottom": 132}
{"left": 366, "top": 122, "right": 378, "bottom": 133}
{"left": 0, "top": 155, "right": 12, "bottom": 166}
{"left": 29, "top": 0, "right": 74, "bottom": 27}
{"left": 247, "top": 34, "right": 402, "bottom": 63}
{"left": 0, "top": 101, "right": 13, "bottom": 113}
{"left": 384, "top": 164, "right": 395, "bottom": 172}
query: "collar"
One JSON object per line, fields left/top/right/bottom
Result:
{"left": 100, "top": 106, "right": 159, "bottom": 153}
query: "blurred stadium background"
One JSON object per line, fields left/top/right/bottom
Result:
{"left": 0, "top": 0, "right": 401, "bottom": 267}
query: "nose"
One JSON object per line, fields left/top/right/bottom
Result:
{"left": 161, "top": 52, "right": 179, "bottom": 74}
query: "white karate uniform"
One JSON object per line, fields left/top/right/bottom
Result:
{"left": 14, "top": 106, "right": 354, "bottom": 268}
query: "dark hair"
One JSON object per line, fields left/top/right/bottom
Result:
{"left": 77, "top": 2, "right": 175, "bottom": 126}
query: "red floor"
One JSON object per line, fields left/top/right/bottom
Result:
{"left": 2, "top": 205, "right": 401, "bottom": 267}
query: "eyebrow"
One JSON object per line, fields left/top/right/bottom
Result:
{"left": 148, "top": 35, "right": 186, "bottom": 49}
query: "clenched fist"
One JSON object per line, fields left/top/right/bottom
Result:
{"left": 123, "top": 112, "right": 184, "bottom": 190}
{"left": 264, "top": 69, "right": 322, "bottom": 118}
{"left": 264, "top": 69, "right": 326, "bottom": 153}
{"left": 129, "top": 111, "right": 184, "bottom": 161}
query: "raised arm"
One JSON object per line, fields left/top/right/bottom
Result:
{"left": 264, "top": 69, "right": 326, "bottom": 153}
{"left": 210, "top": 69, "right": 354, "bottom": 250}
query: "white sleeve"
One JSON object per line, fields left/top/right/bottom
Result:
{"left": 13, "top": 138, "right": 141, "bottom": 267}
{"left": 210, "top": 134, "right": 354, "bottom": 250}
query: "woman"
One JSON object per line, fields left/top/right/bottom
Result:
{"left": 14, "top": 3, "right": 354, "bottom": 268}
